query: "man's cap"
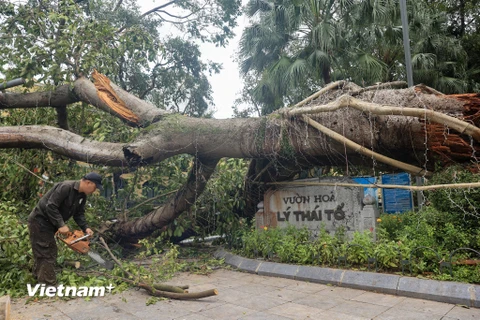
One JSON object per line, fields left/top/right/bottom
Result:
{"left": 83, "top": 172, "right": 103, "bottom": 190}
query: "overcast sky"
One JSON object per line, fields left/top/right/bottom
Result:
{"left": 137, "top": 0, "right": 248, "bottom": 119}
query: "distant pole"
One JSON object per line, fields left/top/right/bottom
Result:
{"left": 399, "top": 0, "right": 414, "bottom": 87}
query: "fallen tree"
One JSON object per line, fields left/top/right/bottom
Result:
{"left": 2, "top": 72, "right": 480, "bottom": 242}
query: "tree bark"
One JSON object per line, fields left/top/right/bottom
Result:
{"left": 114, "top": 157, "right": 219, "bottom": 242}
{"left": 2, "top": 72, "right": 480, "bottom": 240}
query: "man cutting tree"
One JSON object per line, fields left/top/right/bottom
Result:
{"left": 27, "top": 172, "right": 103, "bottom": 285}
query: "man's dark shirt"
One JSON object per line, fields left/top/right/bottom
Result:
{"left": 29, "top": 180, "right": 88, "bottom": 232}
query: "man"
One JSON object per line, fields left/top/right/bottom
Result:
{"left": 27, "top": 172, "right": 103, "bottom": 285}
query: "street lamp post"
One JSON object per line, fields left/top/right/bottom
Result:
{"left": 399, "top": 0, "right": 414, "bottom": 87}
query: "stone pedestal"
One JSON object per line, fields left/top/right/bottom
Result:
{"left": 261, "top": 177, "right": 379, "bottom": 238}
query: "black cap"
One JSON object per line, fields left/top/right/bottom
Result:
{"left": 83, "top": 172, "right": 103, "bottom": 190}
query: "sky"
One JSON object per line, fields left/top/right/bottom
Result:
{"left": 137, "top": 0, "right": 248, "bottom": 119}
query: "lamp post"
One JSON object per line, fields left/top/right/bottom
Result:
{"left": 399, "top": 0, "right": 414, "bottom": 87}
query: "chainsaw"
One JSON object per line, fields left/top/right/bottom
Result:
{"left": 56, "top": 230, "right": 114, "bottom": 270}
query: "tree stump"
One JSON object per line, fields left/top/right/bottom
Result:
{"left": 0, "top": 295, "right": 10, "bottom": 320}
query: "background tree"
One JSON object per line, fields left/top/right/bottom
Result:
{"left": 0, "top": 0, "right": 242, "bottom": 240}
{"left": 0, "top": 0, "right": 241, "bottom": 116}
{"left": 424, "top": 0, "right": 480, "bottom": 91}
{"left": 237, "top": 0, "right": 477, "bottom": 116}
{"left": 1, "top": 0, "right": 480, "bottom": 245}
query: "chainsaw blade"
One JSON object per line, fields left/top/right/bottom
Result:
{"left": 87, "top": 250, "right": 114, "bottom": 270}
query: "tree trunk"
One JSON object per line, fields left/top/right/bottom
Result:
{"left": 2, "top": 72, "right": 480, "bottom": 240}
{"left": 114, "top": 157, "right": 219, "bottom": 243}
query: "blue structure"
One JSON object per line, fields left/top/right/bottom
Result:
{"left": 381, "top": 172, "right": 414, "bottom": 213}
{"left": 352, "top": 176, "right": 378, "bottom": 205}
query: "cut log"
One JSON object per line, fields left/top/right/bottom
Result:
{"left": 0, "top": 295, "right": 10, "bottom": 320}
{"left": 64, "top": 260, "right": 81, "bottom": 269}
{"left": 152, "top": 283, "right": 186, "bottom": 294}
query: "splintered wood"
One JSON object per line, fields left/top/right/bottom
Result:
{"left": 423, "top": 93, "right": 480, "bottom": 169}
{"left": 92, "top": 70, "right": 140, "bottom": 124}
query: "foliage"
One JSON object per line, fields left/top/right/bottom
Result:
{"left": 0, "top": 0, "right": 241, "bottom": 117}
{"left": 238, "top": 202, "right": 480, "bottom": 283}
{"left": 237, "top": 0, "right": 476, "bottom": 116}
{"left": 0, "top": 201, "right": 35, "bottom": 297}
{"left": 422, "top": 0, "right": 480, "bottom": 91}
{"left": 425, "top": 165, "right": 480, "bottom": 230}
{"left": 193, "top": 158, "right": 249, "bottom": 240}
{"left": 0, "top": 200, "right": 223, "bottom": 298}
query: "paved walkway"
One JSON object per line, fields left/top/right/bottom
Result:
{"left": 11, "top": 269, "right": 480, "bottom": 320}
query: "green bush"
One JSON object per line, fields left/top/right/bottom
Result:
{"left": 238, "top": 210, "right": 480, "bottom": 283}
{"left": 0, "top": 201, "right": 34, "bottom": 297}
{"left": 426, "top": 165, "right": 480, "bottom": 230}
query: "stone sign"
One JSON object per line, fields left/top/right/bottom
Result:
{"left": 258, "top": 177, "right": 379, "bottom": 238}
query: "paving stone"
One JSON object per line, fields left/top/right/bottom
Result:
{"left": 444, "top": 305, "right": 480, "bottom": 319}
{"left": 62, "top": 301, "right": 142, "bottom": 320}
{"left": 229, "top": 294, "right": 287, "bottom": 311}
{"left": 212, "top": 269, "right": 253, "bottom": 280}
{"left": 174, "top": 313, "right": 211, "bottom": 320}
{"left": 12, "top": 306, "right": 73, "bottom": 320}
{"left": 256, "top": 276, "right": 298, "bottom": 288}
{"left": 316, "top": 286, "right": 366, "bottom": 300}
{"left": 118, "top": 301, "right": 193, "bottom": 320}
{"left": 397, "top": 277, "right": 480, "bottom": 307}
{"left": 291, "top": 293, "right": 345, "bottom": 310}
{"left": 264, "top": 301, "right": 323, "bottom": 319}
{"left": 395, "top": 297, "right": 454, "bottom": 316}
{"left": 295, "top": 265, "right": 345, "bottom": 285}
{"left": 328, "top": 299, "right": 390, "bottom": 318}
{"left": 10, "top": 267, "right": 480, "bottom": 320}
{"left": 166, "top": 297, "right": 226, "bottom": 313}
{"left": 264, "top": 288, "right": 310, "bottom": 302}
{"left": 286, "top": 280, "right": 329, "bottom": 293}
{"left": 352, "top": 291, "right": 406, "bottom": 307}
{"left": 102, "top": 290, "right": 149, "bottom": 306}
{"left": 208, "top": 278, "right": 253, "bottom": 290}
{"left": 166, "top": 273, "right": 216, "bottom": 286}
{"left": 198, "top": 302, "right": 256, "bottom": 319}
{"left": 233, "top": 273, "right": 265, "bottom": 283}
{"left": 307, "top": 309, "right": 371, "bottom": 320}
{"left": 340, "top": 270, "right": 400, "bottom": 295}
{"left": 238, "top": 311, "right": 292, "bottom": 320}
{"left": 215, "top": 288, "right": 256, "bottom": 304}
{"left": 235, "top": 283, "right": 278, "bottom": 295}
{"left": 373, "top": 307, "right": 443, "bottom": 320}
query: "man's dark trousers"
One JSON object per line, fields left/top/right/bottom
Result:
{"left": 28, "top": 214, "right": 57, "bottom": 286}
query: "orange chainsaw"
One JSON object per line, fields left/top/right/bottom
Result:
{"left": 56, "top": 230, "right": 114, "bottom": 270}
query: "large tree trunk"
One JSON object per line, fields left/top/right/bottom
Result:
{"left": 2, "top": 72, "right": 480, "bottom": 240}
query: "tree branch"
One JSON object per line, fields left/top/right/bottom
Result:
{"left": 284, "top": 94, "right": 480, "bottom": 142}
{"left": 114, "top": 157, "right": 220, "bottom": 240}
{"left": 140, "top": 0, "right": 178, "bottom": 19}
{"left": 0, "top": 126, "right": 127, "bottom": 166}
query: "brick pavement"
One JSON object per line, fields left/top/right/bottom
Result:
{"left": 10, "top": 269, "right": 480, "bottom": 320}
